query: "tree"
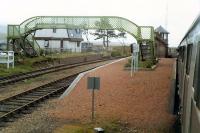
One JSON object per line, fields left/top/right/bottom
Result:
{"left": 117, "top": 32, "right": 127, "bottom": 55}
{"left": 93, "top": 18, "right": 114, "bottom": 48}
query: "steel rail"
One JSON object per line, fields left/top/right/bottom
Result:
{"left": 0, "top": 57, "right": 115, "bottom": 87}
{"left": 0, "top": 75, "right": 76, "bottom": 123}
{"left": 0, "top": 57, "right": 113, "bottom": 124}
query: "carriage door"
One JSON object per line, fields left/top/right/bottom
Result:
{"left": 179, "top": 47, "right": 186, "bottom": 101}
{"left": 182, "top": 44, "right": 193, "bottom": 133}
{"left": 189, "top": 42, "right": 200, "bottom": 133}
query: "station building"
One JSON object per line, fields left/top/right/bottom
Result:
{"left": 155, "top": 26, "right": 169, "bottom": 58}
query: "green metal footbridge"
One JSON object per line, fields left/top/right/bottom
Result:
{"left": 7, "top": 16, "right": 155, "bottom": 57}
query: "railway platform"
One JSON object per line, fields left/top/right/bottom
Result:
{"left": 51, "top": 58, "right": 176, "bottom": 132}
{"left": 0, "top": 58, "right": 176, "bottom": 133}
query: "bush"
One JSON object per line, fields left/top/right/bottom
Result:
{"left": 111, "top": 51, "right": 122, "bottom": 57}
{"left": 145, "top": 61, "right": 153, "bottom": 68}
{"left": 124, "top": 58, "right": 155, "bottom": 69}
{"left": 142, "top": 60, "right": 154, "bottom": 68}
{"left": 124, "top": 58, "right": 131, "bottom": 67}
{"left": 152, "top": 57, "right": 158, "bottom": 65}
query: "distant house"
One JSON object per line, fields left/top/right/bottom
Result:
{"left": 34, "top": 29, "right": 83, "bottom": 53}
{"left": 155, "top": 26, "right": 169, "bottom": 58}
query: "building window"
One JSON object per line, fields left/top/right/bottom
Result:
{"left": 75, "top": 29, "right": 80, "bottom": 34}
{"left": 186, "top": 44, "right": 193, "bottom": 75}
{"left": 77, "top": 42, "right": 80, "bottom": 47}
{"left": 53, "top": 28, "right": 56, "bottom": 33}
{"left": 193, "top": 43, "right": 200, "bottom": 108}
{"left": 44, "top": 40, "right": 49, "bottom": 48}
{"left": 164, "top": 34, "right": 167, "bottom": 40}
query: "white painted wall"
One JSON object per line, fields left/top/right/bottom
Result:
{"left": 49, "top": 40, "right": 60, "bottom": 52}
{"left": 35, "top": 29, "right": 82, "bottom": 53}
{"left": 63, "top": 41, "right": 81, "bottom": 52}
{"left": 36, "top": 40, "right": 81, "bottom": 52}
{"left": 36, "top": 40, "right": 45, "bottom": 48}
{"left": 35, "top": 29, "right": 68, "bottom": 38}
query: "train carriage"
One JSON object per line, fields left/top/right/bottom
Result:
{"left": 176, "top": 14, "right": 200, "bottom": 133}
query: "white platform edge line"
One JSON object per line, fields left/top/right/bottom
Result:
{"left": 59, "top": 57, "right": 130, "bottom": 99}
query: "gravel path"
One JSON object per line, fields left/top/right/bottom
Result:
{"left": 50, "top": 58, "right": 175, "bottom": 130}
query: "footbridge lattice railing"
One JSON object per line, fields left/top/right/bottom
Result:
{"left": 7, "top": 16, "right": 155, "bottom": 57}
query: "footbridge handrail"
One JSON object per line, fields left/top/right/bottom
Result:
{"left": 7, "top": 16, "right": 155, "bottom": 57}
{"left": 9, "top": 16, "right": 154, "bottom": 41}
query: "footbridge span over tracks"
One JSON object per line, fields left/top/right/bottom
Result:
{"left": 7, "top": 16, "right": 155, "bottom": 57}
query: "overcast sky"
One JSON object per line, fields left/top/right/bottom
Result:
{"left": 0, "top": 0, "right": 199, "bottom": 46}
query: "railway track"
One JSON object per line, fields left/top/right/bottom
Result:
{"left": 0, "top": 56, "right": 115, "bottom": 125}
{"left": 0, "top": 57, "right": 114, "bottom": 87}
{"left": 0, "top": 74, "right": 77, "bottom": 124}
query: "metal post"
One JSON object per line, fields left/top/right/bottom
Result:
{"left": 131, "top": 52, "right": 134, "bottom": 77}
{"left": 135, "top": 53, "right": 138, "bottom": 71}
{"left": 7, "top": 25, "right": 9, "bottom": 51}
{"left": 134, "top": 52, "right": 137, "bottom": 72}
{"left": 7, "top": 52, "right": 9, "bottom": 69}
{"left": 12, "top": 51, "right": 14, "bottom": 68}
{"left": 92, "top": 88, "right": 95, "bottom": 121}
{"left": 137, "top": 53, "right": 138, "bottom": 70}
{"left": 131, "top": 43, "right": 139, "bottom": 75}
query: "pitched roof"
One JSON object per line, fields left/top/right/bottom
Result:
{"left": 155, "top": 26, "right": 169, "bottom": 34}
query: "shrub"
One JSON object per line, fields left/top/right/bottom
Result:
{"left": 124, "top": 59, "right": 154, "bottom": 69}
{"left": 142, "top": 60, "right": 154, "bottom": 68}
{"left": 111, "top": 51, "right": 122, "bottom": 57}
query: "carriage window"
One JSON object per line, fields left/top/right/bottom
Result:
{"left": 186, "top": 44, "right": 193, "bottom": 75}
{"left": 193, "top": 43, "right": 200, "bottom": 108}
{"left": 179, "top": 46, "right": 185, "bottom": 62}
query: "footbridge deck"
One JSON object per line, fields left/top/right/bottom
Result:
{"left": 7, "top": 16, "right": 155, "bottom": 57}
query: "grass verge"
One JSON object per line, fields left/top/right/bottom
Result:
{"left": 0, "top": 53, "right": 97, "bottom": 77}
